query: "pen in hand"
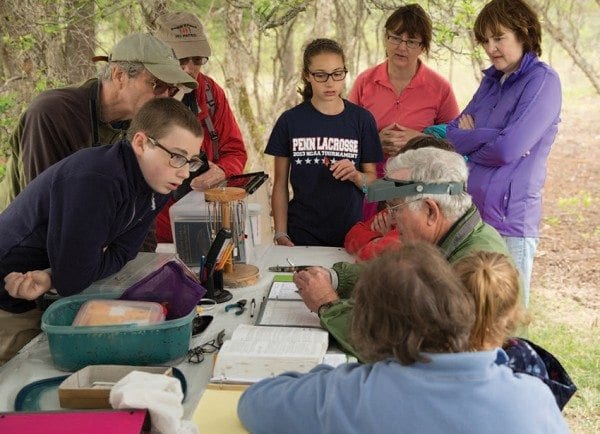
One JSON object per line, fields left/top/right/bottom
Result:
{"left": 250, "top": 298, "right": 256, "bottom": 318}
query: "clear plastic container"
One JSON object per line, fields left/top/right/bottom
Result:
{"left": 72, "top": 299, "right": 166, "bottom": 327}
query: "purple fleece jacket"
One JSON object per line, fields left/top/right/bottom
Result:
{"left": 447, "top": 52, "right": 561, "bottom": 237}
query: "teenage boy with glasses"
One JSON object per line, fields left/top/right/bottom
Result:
{"left": 0, "top": 98, "right": 203, "bottom": 365}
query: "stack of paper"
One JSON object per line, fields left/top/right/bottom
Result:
{"left": 211, "top": 324, "right": 329, "bottom": 384}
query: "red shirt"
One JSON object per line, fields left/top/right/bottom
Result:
{"left": 348, "top": 60, "right": 459, "bottom": 132}
{"left": 349, "top": 60, "right": 459, "bottom": 220}
{"left": 344, "top": 209, "right": 402, "bottom": 261}
{"left": 156, "top": 73, "right": 247, "bottom": 243}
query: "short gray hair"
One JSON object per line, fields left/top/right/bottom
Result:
{"left": 385, "top": 147, "right": 472, "bottom": 222}
{"left": 98, "top": 61, "right": 146, "bottom": 81}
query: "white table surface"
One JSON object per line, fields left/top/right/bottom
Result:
{"left": 0, "top": 244, "right": 353, "bottom": 417}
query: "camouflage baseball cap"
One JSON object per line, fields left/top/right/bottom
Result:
{"left": 104, "top": 33, "right": 197, "bottom": 89}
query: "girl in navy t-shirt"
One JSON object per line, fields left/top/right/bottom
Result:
{"left": 266, "top": 39, "right": 383, "bottom": 247}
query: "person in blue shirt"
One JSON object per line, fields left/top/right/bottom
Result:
{"left": 454, "top": 250, "right": 576, "bottom": 410}
{"left": 267, "top": 38, "right": 383, "bottom": 247}
{"left": 0, "top": 98, "right": 203, "bottom": 365}
{"left": 238, "top": 243, "right": 568, "bottom": 434}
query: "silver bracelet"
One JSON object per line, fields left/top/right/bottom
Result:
{"left": 273, "top": 232, "right": 291, "bottom": 243}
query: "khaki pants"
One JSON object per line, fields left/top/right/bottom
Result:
{"left": 0, "top": 308, "right": 43, "bottom": 366}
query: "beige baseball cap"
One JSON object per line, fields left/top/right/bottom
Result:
{"left": 154, "top": 12, "right": 211, "bottom": 59}
{"left": 93, "top": 33, "right": 197, "bottom": 89}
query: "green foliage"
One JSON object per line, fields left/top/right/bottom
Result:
{"left": 0, "top": 94, "right": 18, "bottom": 157}
{"left": 557, "top": 191, "right": 594, "bottom": 210}
{"left": 2, "top": 34, "right": 36, "bottom": 51}
{"left": 544, "top": 215, "right": 561, "bottom": 226}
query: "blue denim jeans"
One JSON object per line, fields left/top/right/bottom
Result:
{"left": 502, "top": 236, "right": 539, "bottom": 307}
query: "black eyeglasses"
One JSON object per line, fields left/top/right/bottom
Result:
{"left": 308, "top": 68, "right": 348, "bottom": 83}
{"left": 147, "top": 136, "right": 205, "bottom": 171}
{"left": 385, "top": 33, "right": 423, "bottom": 49}
{"left": 187, "top": 329, "right": 226, "bottom": 363}
{"left": 148, "top": 79, "right": 179, "bottom": 97}
{"left": 179, "top": 56, "right": 209, "bottom": 66}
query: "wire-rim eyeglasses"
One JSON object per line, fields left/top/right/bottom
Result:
{"left": 187, "top": 329, "right": 226, "bottom": 364}
{"left": 385, "top": 197, "right": 423, "bottom": 216}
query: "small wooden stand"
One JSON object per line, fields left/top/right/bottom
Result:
{"left": 204, "top": 187, "right": 260, "bottom": 288}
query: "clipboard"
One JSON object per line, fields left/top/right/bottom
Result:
{"left": 254, "top": 275, "right": 321, "bottom": 328}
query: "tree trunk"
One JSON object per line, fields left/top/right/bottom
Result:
{"left": 64, "top": 0, "right": 96, "bottom": 84}
{"left": 273, "top": 20, "right": 298, "bottom": 114}
{"left": 526, "top": 0, "right": 600, "bottom": 95}
{"left": 223, "top": 3, "right": 263, "bottom": 168}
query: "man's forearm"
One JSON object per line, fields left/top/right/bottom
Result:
{"left": 319, "top": 299, "right": 361, "bottom": 361}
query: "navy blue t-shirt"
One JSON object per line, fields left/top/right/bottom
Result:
{"left": 266, "top": 100, "right": 383, "bottom": 247}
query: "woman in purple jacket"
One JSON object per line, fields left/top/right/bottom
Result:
{"left": 447, "top": 0, "right": 561, "bottom": 306}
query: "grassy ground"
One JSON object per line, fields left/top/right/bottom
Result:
{"left": 529, "top": 295, "right": 600, "bottom": 433}
{"left": 527, "top": 92, "right": 600, "bottom": 433}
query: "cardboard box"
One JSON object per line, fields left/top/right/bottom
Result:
{"left": 58, "top": 365, "right": 172, "bottom": 409}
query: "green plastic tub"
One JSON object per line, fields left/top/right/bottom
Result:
{"left": 41, "top": 293, "right": 194, "bottom": 371}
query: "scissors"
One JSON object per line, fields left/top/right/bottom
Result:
{"left": 225, "top": 299, "right": 247, "bottom": 315}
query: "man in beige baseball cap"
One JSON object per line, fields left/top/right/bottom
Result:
{"left": 153, "top": 12, "right": 248, "bottom": 244}
{"left": 0, "top": 32, "right": 197, "bottom": 214}
{"left": 94, "top": 32, "right": 198, "bottom": 90}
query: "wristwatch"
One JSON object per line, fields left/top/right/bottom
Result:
{"left": 318, "top": 300, "right": 341, "bottom": 317}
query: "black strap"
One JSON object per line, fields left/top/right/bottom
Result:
{"left": 203, "top": 80, "right": 220, "bottom": 161}
{"left": 440, "top": 207, "right": 482, "bottom": 258}
{"left": 90, "top": 81, "right": 100, "bottom": 146}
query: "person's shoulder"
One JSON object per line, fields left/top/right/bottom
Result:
{"left": 27, "top": 84, "right": 88, "bottom": 116}
{"left": 343, "top": 99, "right": 375, "bottom": 118}
{"left": 62, "top": 141, "right": 124, "bottom": 173}
{"left": 527, "top": 58, "right": 561, "bottom": 84}
{"left": 278, "top": 101, "right": 311, "bottom": 119}
{"left": 324, "top": 360, "right": 386, "bottom": 385}
{"left": 354, "top": 62, "right": 385, "bottom": 82}
{"left": 199, "top": 73, "right": 226, "bottom": 94}
{"left": 418, "top": 62, "right": 453, "bottom": 88}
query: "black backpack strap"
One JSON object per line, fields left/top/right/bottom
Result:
{"left": 204, "top": 80, "right": 220, "bottom": 161}
{"left": 90, "top": 80, "right": 100, "bottom": 146}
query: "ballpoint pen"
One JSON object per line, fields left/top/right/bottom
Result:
{"left": 250, "top": 298, "right": 256, "bottom": 318}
